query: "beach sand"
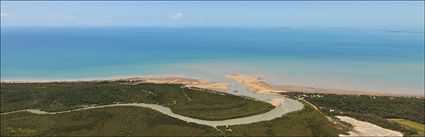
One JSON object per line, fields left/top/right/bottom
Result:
{"left": 226, "top": 74, "right": 284, "bottom": 94}
{"left": 2, "top": 74, "right": 421, "bottom": 98}
{"left": 0, "top": 76, "right": 230, "bottom": 92}
{"left": 123, "top": 77, "right": 230, "bottom": 92}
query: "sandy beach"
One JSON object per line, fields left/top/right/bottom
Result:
{"left": 0, "top": 76, "right": 230, "bottom": 92}
{"left": 226, "top": 74, "right": 284, "bottom": 95}
{"left": 124, "top": 77, "right": 230, "bottom": 92}
{"left": 2, "top": 74, "right": 422, "bottom": 98}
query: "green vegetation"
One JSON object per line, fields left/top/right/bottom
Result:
{"left": 1, "top": 102, "right": 348, "bottom": 136}
{"left": 283, "top": 92, "right": 425, "bottom": 135}
{"left": 389, "top": 119, "right": 425, "bottom": 133}
{"left": 1, "top": 82, "right": 355, "bottom": 136}
{"left": 343, "top": 112, "right": 417, "bottom": 135}
{"left": 1, "top": 106, "right": 220, "bottom": 136}
{"left": 217, "top": 101, "right": 349, "bottom": 136}
{"left": 1, "top": 81, "right": 274, "bottom": 120}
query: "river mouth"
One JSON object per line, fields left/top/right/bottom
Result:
{"left": 0, "top": 74, "right": 304, "bottom": 127}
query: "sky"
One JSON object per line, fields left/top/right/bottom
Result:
{"left": 1, "top": 1, "right": 424, "bottom": 28}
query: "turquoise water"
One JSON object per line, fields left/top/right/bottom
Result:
{"left": 1, "top": 27, "right": 424, "bottom": 95}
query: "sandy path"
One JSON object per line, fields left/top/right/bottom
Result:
{"left": 336, "top": 116, "right": 403, "bottom": 136}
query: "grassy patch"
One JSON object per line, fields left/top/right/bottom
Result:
{"left": 389, "top": 119, "right": 425, "bottom": 133}
{"left": 1, "top": 82, "right": 273, "bottom": 120}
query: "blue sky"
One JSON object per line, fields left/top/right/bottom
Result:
{"left": 1, "top": 1, "right": 424, "bottom": 28}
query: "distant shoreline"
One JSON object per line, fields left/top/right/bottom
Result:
{"left": 1, "top": 75, "right": 423, "bottom": 98}
{"left": 276, "top": 85, "right": 424, "bottom": 98}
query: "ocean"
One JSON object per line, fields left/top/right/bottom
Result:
{"left": 1, "top": 27, "right": 424, "bottom": 95}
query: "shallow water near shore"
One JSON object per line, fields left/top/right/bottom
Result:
{"left": 1, "top": 27, "right": 424, "bottom": 95}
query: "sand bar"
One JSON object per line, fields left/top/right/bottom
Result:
{"left": 226, "top": 74, "right": 284, "bottom": 95}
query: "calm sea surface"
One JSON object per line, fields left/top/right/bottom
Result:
{"left": 1, "top": 27, "right": 424, "bottom": 95}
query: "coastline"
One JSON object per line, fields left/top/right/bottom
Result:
{"left": 0, "top": 73, "right": 305, "bottom": 128}
{"left": 1, "top": 74, "right": 423, "bottom": 98}
{"left": 276, "top": 85, "right": 424, "bottom": 98}
{"left": 1, "top": 74, "right": 422, "bottom": 136}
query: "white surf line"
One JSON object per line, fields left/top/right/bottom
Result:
{"left": 1, "top": 97, "right": 303, "bottom": 128}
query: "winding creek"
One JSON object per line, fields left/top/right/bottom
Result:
{"left": 0, "top": 76, "right": 304, "bottom": 128}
